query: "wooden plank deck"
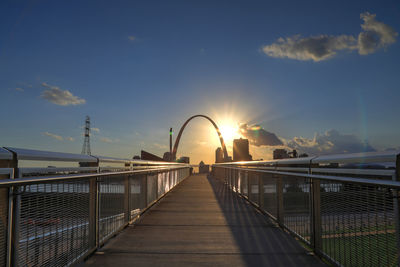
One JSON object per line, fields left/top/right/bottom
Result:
{"left": 84, "top": 174, "right": 326, "bottom": 267}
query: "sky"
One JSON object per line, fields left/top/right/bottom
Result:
{"left": 1, "top": 0, "right": 399, "bottom": 164}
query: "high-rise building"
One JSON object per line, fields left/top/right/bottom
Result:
{"left": 215, "top": 147, "right": 224, "bottom": 163}
{"left": 233, "top": 138, "right": 252, "bottom": 162}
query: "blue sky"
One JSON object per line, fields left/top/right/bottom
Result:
{"left": 1, "top": 0, "right": 399, "bottom": 163}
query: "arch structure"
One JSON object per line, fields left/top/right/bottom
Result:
{"left": 172, "top": 115, "right": 229, "bottom": 161}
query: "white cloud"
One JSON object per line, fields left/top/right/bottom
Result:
{"left": 66, "top": 137, "right": 75, "bottom": 142}
{"left": 41, "top": 82, "right": 86, "bottom": 106}
{"left": 92, "top": 128, "right": 100, "bottom": 133}
{"left": 15, "top": 87, "right": 24, "bottom": 92}
{"left": 262, "top": 12, "right": 397, "bottom": 62}
{"left": 43, "top": 132, "right": 63, "bottom": 141}
{"left": 263, "top": 35, "right": 357, "bottom": 62}
{"left": 358, "top": 12, "right": 398, "bottom": 55}
{"left": 100, "top": 137, "right": 120, "bottom": 143}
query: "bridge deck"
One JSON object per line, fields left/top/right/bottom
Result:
{"left": 85, "top": 174, "right": 326, "bottom": 267}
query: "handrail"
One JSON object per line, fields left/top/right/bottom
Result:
{"left": 214, "top": 165, "right": 400, "bottom": 188}
{"left": 0, "top": 148, "right": 13, "bottom": 160}
{"left": 213, "top": 150, "right": 399, "bottom": 168}
{"left": 0, "top": 165, "right": 188, "bottom": 187}
{"left": 2, "top": 146, "right": 186, "bottom": 166}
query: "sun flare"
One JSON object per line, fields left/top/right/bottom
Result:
{"left": 219, "top": 123, "right": 241, "bottom": 145}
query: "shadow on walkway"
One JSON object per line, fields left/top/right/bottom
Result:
{"left": 206, "top": 175, "right": 325, "bottom": 266}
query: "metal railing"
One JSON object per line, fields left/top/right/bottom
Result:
{"left": 0, "top": 147, "right": 191, "bottom": 267}
{"left": 212, "top": 151, "right": 400, "bottom": 267}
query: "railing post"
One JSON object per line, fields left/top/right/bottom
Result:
{"left": 247, "top": 171, "right": 251, "bottom": 199}
{"left": 88, "top": 160, "right": 99, "bottom": 250}
{"left": 88, "top": 178, "right": 97, "bottom": 249}
{"left": 6, "top": 151, "right": 19, "bottom": 267}
{"left": 276, "top": 174, "right": 284, "bottom": 226}
{"left": 311, "top": 179, "right": 322, "bottom": 253}
{"left": 258, "top": 174, "right": 264, "bottom": 210}
{"left": 143, "top": 174, "right": 148, "bottom": 208}
{"left": 395, "top": 154, "right": 400, "bottom": 265}
{"left": 124, "top": 175, "right": 130, "bottom": 224}
{"left": 1, "top": 154, "right": 15, "bottom": 267}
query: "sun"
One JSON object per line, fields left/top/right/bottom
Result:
{"left": 219, "top": 123, "right": 241, "bottom": 145}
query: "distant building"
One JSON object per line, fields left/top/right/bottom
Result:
{"left": 133, "top": 155, "right": 141, "bottom": 160}
{"left": 199, "top": 161, "right": 209, "bottom": 173}
{"left": 215, "top": 147, "right": 224, "bottom": 163}
{"left": 233, "top": 138, "right": 252, "bottom": 162}
{"left": 140, "top": 150, "right": 165, "bottom": 161}
{"left": 273, "top": 149, "right": 289, "bottom": 159}
{"left": 177, "top": 156, "right": 190, "bottom": 164}
{"left": 273, "top": 149, "right": 302, "bottom": 159}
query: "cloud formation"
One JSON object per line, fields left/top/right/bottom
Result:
{"left": 262, "top": 12, "right": 397, "bottom": 61}
{"left": 43, "top": 132, "right": 63, "bottom": 141}
{"left": 43, "top": 132, "right": 76, "bottom": 142}
{"left": 239, "top": 123, "right": 283, "bottom": 146}
{"left": 92, "top": 128, "right": 100, "bottom": 133}
{"left": 285, "top": 129, "right": 375, "bottom": 155}
{"left": 358, "top": 12, "right": 398, "bottom": 55}
{"left": 128, "top": 35, "right": 136, "bottom": 41}
{"left": 41, "top": 82, "right": 86, "bottom": 106}
{"left": 15, "top": 87, "right": 24, "bottom": 92}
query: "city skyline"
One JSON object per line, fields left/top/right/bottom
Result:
{"left": 1, "top": 0, "right": 399, "bottom": 164}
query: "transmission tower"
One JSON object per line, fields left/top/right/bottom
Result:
{"left": 81, "top": 116, "right": 91, "bottom": 155}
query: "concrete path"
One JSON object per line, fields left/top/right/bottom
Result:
{"left": 85, "top": 174, "right": 326, "bottom": 267}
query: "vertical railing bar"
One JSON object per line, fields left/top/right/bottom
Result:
{"left": 88, "top": 178, "right": 97, "bottom": 250}
{"left": 259, "top": 173, "right": 264, "bottom": 211}
{"left": 6, "top": 166, "right": 14, "bottom": 267}
{"left": 277, "top": 174, "right": 284, "bottom": 227}
{"left": 394, "top": 154, "right": 400, "bottom": 266}
{"left": 96, "top": 166, "right": 100, "bottom": 249}
{"left": 124, "top": 175, "right": 130, "bottom": 224}
{"left": 10, "top": 154, "right": 21, "bottom": 267}
{"left": 312, "top": 178, "right": 322, "bottom": 254}
{"left": 143, "top": 174, "right": 148, "bottom": 211}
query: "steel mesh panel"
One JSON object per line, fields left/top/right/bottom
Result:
{"left": 320, "top": 181, "right": 397, "bottom": 267}
{"left": 98, "top": 176, "right": 125, "bottom": 243}
{"left": 147, "top": 174, "right": 157, "bottom": 204}
{"left": 18, "top": 180, "right": 91, "bottom": 267}
{"left": 282, "top": 175, "right": 311, "bottom": 242}
{"left": 0, "top": 188, "right": 8, "bottom": 267}
{"left": 129, "top": 175, "right": 146, "bottom": 220}
{"left": 262, "top": 173, "right": 278, "bottom": 218}
{"left": 248, "top": 173, "right": 259, "bottom": 205}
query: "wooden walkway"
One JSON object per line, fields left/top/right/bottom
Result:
{"left": 85, "top": 174, "right": 326, "bottom": 267}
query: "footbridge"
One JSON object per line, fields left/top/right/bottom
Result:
{"left": 0, "top": 147, "right": 400, "bottom": 266}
